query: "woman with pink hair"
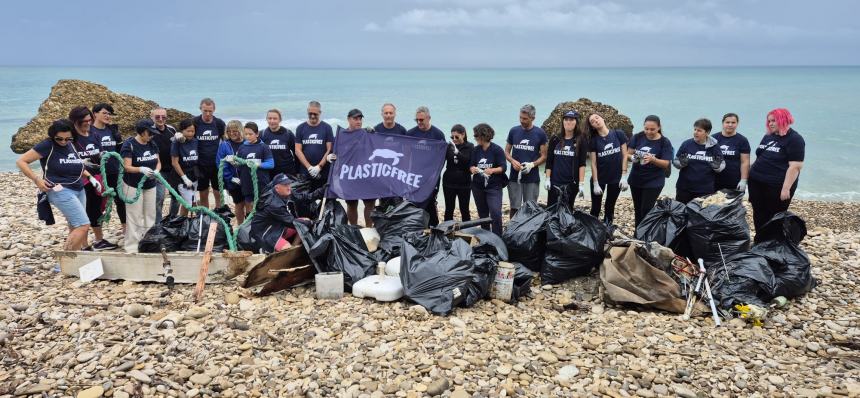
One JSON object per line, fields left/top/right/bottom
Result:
{"left": 747, "top": 108, "right": 805, "bottom": 230}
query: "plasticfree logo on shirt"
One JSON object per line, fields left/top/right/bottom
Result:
{"left": 198, "top": 130, "right": 219, "bottom": 141}
{"left": 59, "top": 152, "right": 83, "bottom": 165}
{"left": 688, "top": 150, "right": 713, "bottom": 162}
{"left": 137, "top": 150, "right": 159, "bottom": 162}
{"left": 183, "top": 149, "right": 198, "bottom": 163}
{"left": 513, "top": 139, "right": 535, "bottom": 152}
{"left": 477, "top": 158, "right": 491, "bottom": 169}
{"left": 78, "top": 143, "right": 100, "bottom": 157}
{"left": 268, "top": 139, "right": 287, "bottom": 150}
{"left": 598, "top": 142, "right": 620, "bottom": 158}
{"left": 303, "top": 134, "right": 324, "bottom": 145}
{"left": 245, "top": 153, "right": 257, "bottom": 159}
{"left": 719, "top": 144, "right": 736, "bottom": 156}
{"left": 760, "top": 141, "right": 780, "bottom": 153}
{"left": 555, "top": 145, "right": 577, "bottom": 157}
{"left": 101, "top": 135, "right": 116, "bottom": 147}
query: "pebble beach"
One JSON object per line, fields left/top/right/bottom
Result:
{"left": 1, "top": 171, "right": 859, "bottom": 398}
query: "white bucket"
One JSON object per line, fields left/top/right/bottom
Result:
{"left": 315, "top": 272, "right": 344, "bottom": 300}
{"left": 491, "top": 261, "right": 515, "bottom": 302}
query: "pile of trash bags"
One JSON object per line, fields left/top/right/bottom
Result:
{"left": 635, "top": 198, "right": 689, "bottom": 256}
{"left": 139, "top": 205, "right": 234, "bottom": 253}
{"left": 371, "top": 200, "right": 429, "bottom": 262}
{"left": 502, "top": 201, "right": 548, "bottom": 271}
{"left": 685, "top": 190, "right": 750, "bottom": 266}
{"left": 710, "top": 211, "right": 815, "bottom": 308}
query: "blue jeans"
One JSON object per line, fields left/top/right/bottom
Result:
{"left": 471, "top": 185, "right": 503, "bottom": 236}
{"left": 46, "top": 187, "right": 89, "bottom": 228}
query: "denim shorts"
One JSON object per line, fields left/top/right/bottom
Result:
{"left": 46, "top": 186, "right": 89, "bottom": 228}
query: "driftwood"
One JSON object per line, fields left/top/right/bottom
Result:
{"left": 194, "top": 222, "right": 219, "bottom": 302}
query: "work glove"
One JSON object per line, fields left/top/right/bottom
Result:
{"left": 139, "top": 167, "right": 155, "bottom": 177}
{"left": 736, "top": 179, "right": 748, "bottom": 192}
{"left": 364, "top": 127, "right": 375, "bottom": 133}
{"left": 577, "top": 182, "right": 586, "bottom": 199}
{"left": 710, "top": 154, "right": 725, "bottom": 172}
{"left": 629, "top": 153, "right": 642, "bottom": 165}
{"left": 521, "top": 162, "right": 534, "bottom": 174}
{"left": 327, "top": 153, "right": 337, "bottom": 162}
{"left": 173, "top": 132, "right": 185, "bottom": 143}
{"left": 88, "top": 176, "right": 102, "bottom": 193}
{"left": 248, "top": 159, "right": 262, "bottom": 167}
{"left": 619, "top": 178, "right": 629, "bottom": 192}
{"left": 308, "top": 165, "right": 321, "bottom": 178}
{"left": 673, "top": 153, "right": 689, "bottom": 169}
{"left": 451, "top": 143, "right": 459, "bottom": 155}
{"left": 225, "top": 155, "right": 237, "bottom": 165}
{"left": 82, "top": 158, "right": 98, "bottom": 169}
{"left": 181, "top": 175, "right": 193, "bottom": 188}
{"left": 592, "top": 180, "right": 603, "bottom": 196}
{"left": 544, "top": 180, "right": 551, "bottom": 191}
{"left": 231, "top": 177, "right": 241, "bottom": 185}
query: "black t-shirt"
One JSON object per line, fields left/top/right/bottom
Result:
{"left": 73, "top": 132, "right": 102, "bottom": 175}
{"left": 546, "top": 135, "right": 586, "bottom": 185}
{"left": 470, "top": 143, "right": 508, "bottom": 190}
{"left": 442, "top": 141, "right": 475, "bottom": 188}
{"left": 374, "top": 122, "right": 407, "bottom": 135}
{"left": 193, "top": 115, "right": 226, "bottom": 162}
{"left": 749, "top": 129, "right": 805, "bottom": 187}
{"left": 170, "top": 139, "right": 199, "bottom": 181}
{"left": 120, "top": 137, "right": 160, "bottom": 189}
{"left": 90, "top": 124, "right": 122, "bottom": 174}
{"left": 261, "top": 127, "right": 297, "bottom": 175}
{"left": 34, "top": 139, "right": 85, "bottom": 191}
{"left": 152, "top": 124, "right": 177, "bottom": 173}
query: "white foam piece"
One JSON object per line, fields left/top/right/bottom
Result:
{"left": 385, "top": 256, "right": 401, "bottom": 276}
{"left": 352, "top": 275, "right": 404, "bottom": 302}
{"left": 360, "top": 228, "right": 380, "bottom": 252}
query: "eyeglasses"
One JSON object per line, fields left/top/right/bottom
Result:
{"left": 54, "top": 137, "right": 73, "bottom": 142}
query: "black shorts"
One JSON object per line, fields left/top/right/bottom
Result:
{"left": 227, "top": 187, "right": 244, "bottom": 205}
{"left": 196, "top": 162, "right": 220, "bottom": 191}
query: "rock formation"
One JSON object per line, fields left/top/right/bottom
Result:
{"left": 540, "top": 98, "right": 634, "bottom": 137}
{"left": 10, "top": 79, "right": 192, "bottom": 153}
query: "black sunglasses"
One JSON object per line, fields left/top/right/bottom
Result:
{"left": 54, "top": 137, "right": 73, "bottom": 142}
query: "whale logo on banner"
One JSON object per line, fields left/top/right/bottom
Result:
{"left": 327, "top": 130, "right": 446, "bottom": 202}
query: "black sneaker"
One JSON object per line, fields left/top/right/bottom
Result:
{"left": 82, "top": 245, "right": 94, "bottom": 252}
{"left": 92, "top": 239, "right": 119, "bottom": 251}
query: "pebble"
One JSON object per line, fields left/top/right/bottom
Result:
{"left": 450, "top": 388, "right": 470, "bottom": 398}
{"left": 128, "top": 369, "right": 151, "bottom": 383}
{"left": 225, "top": 292, "right": 241, "bottom": 305}
{"left": 125, "top": 303, "right": 145, "bottom": 317}
{"left": 426, "top": 379, "right": 450, "bottom": 396}
{"left": 189, "top": 373, "right": 212, "bottom": 386}
{"left": 672, "top": 384, "right": 697, "bottom": 398}
{"left": 557, "top": 365, "right": 579, "bottom": 381}
{"left": 449, "top": 317, "right": 467, "bottom": 329}
{"left": 768, "top": 375, "right": 786, "bottom": 387}
{"left": 77, "top": 385, "right": 105, "bottom": 398}
{"left": 185, "top": 306, "right": 210, "bottom": 319}
{"left": 806, "top": 342, "right": 821, "bottom": 352}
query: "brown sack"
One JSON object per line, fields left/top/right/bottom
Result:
{"left": 600, "top": 242, "right": 688, "bottom": 313}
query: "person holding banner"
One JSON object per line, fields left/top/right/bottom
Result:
{"left": 406, "top": 106, "right": 445, "bottom": 226}
{"left": 374, "top": 103, "right": 407, "bottom": 135}
{"left": 505, "top": 104, "right": 548, "bottom": 219}
{"left": 470, "top": 123, "right": 507, "bottom": 236}
{"left": 332, "top": 109, "right": 378, "bottom": 226}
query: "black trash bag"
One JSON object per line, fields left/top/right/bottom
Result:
{"left": 464, "top": 243, "right": 500, "bottom": 307}
{"left": 542, "top": 205, "right": 609, "bottom": 285}
{"left": 636, "top": 198, "right": 690, "bottom": 255}
{"left": 306, "top": 224, "right": 377, "bottom": 291}
{"left": 400, "top": 239, "right": 476, "bottom": 316}
{"left": 502, "top": 201, "right": 549, "bottom": 271}
{"left": 212, "top": 205, "right": 235, "bottom": 223}
{"left": 295, "top": 201, "right": 348, "bottom": 254}
{"left": 754, "top": 211, "right": 807, "bottom": 245}
{"left": 685, "top": 190, "right": 750, "bottom": 268}
{"left": 461, "top": 226, "right": 509, "bottom": 261}
{"left": 511, "top": 262, "right": 534, "bottom": 302}
{"left": 750, "top": 237, "right": 815, "bottom": 299}
{"left": 402, "top": 230, "right": 452, "bottom": 255}
{"left": 236, "top": 222, "right": 256, "bottom": 252}
{"left": 139, "top": 216, "right": 189, "bottom": 253}
{"left": 181, "top": 214, "right": 229, "bottom": 252}
{"left": 288, "top": 177, "right": 321, "bottom": 219}
{"left": 371, "top": 201, "right": 429, "bottom": 261}
{"left": 709, "top": 252, "right": 777, "bottom": 308}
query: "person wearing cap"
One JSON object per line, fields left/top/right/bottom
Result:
{"left": 261, "top": 108, "right": 298, "bottom": 179}
{"left": 545, "top": 110, "right": 587, "bottom": 208}
{"left": 231, "top": 122, "right": 274, "bottom": 216}
{"left": 505, "top": 104, "right": 548, "bottom": 219}
{"left": 248, "top": 173, "right": 327, "bottom": 253}
{"left": 170, "top": 118, "right": 199, "bottom": 216}
{"left": 120, "top": 119, "right": 162, "bottom": 253}
{"left": 405, "top": 106, "right": 445, "bottom": 226}
{"left": 90, "top": 103, "right": 125, "bottom": 247}
{"left": 295, "top": 101, "right": 334, "bottom": 187}
{"left": 374, "top": 103, "right": 408, "bottom": 135}
{"left": 17, "top": 119, "right": 98, "bottom": 251}
{"left": 193, "top": 98, "right": 227, "bottom": 209}
{"left": 673, "top": 118, "right": 725, "bottom": 204}
{"left": 328, "top": 109, "right": 378, "bottom": 226}
{"left": 584, "top": 112, "right": 629, "bottom": 225}
{"left": 150, "top": 107, "right": 179, "bottom": 222}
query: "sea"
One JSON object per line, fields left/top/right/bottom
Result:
{"left": 1, "top": 66, "right": 858, "bottom": 201}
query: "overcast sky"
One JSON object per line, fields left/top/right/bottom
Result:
{"left": 2, "top": 0, "right": 858, "bottom": 68}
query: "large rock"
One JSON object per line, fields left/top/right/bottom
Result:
{"left": 10, "top": 79, "right": 192, "bottom": 154}
{"left": 540, "top": 98, "right": 634, "bottom": 137}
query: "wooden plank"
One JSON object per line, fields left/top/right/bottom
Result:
{"left": 56, "top": 250, "right": 266, "bottom": 284}
{"left": 242, "top": 246, "right": 313, "bottom": 288}
{"left": 194, "top": 222, "right": 219, "bottom": 302}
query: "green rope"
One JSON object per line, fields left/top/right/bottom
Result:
{"left": 97, "top": 151, "right": 264, "bottom": 252}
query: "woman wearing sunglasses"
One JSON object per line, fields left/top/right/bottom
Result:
{"left": 17, "top": 119, "right": 100, "bottom": 251}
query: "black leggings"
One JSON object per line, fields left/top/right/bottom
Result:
{"left": 748, "top": 178, "right": 797, "bottom": 231}
{"left": 631, "top": 186, "right": 662, "bottom": 227}
{"left": 84, "top": 182, "right": 103, "bottom": 228}
{"left": 104, "top": 173, "right": 127, "bottom": 224}
{"left": 590, "top": 180, "right": 621, "bottom": 222}
{"left": 443, "top": 185, "right": 471, "bottom": 222}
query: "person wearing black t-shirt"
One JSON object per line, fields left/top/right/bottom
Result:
{"left": 672, "top": 118, "right": 725, "bottom": 203}
{"left": 442, "top": 124, "right": 474, "bottom": 221}
{"left": 170, "top": 119, "right": 199, "bottom": 217}
{"left": 748, "top": 108, "right": 805, "bottom": 230}
{"left": 17, "top": 119, "right": 100, "bottom": 251}
{"left": 120, "top": 119, "right": 162, "bottom": 253}
{"left": 150, "top": 107, "right": 179, "bottom": 222}
{"left": 470, "top": 123, "right": 507, "bottom": 236}
{"left": 374, "top": 103, "right": 408, "bottom": 135}
{"left": 627, "top": 115, "right": 674, "bottom": 227}
{"left": 584, "top": 113, "right": 629, "bottom": 225}
{"left": 712, "top": 113, "right": 751, "bottom": 192}
{"left": 545, "top": 110, "right": 587, "bottom": 209}
{"left": 295, "top": 101, "right": 334, "bottom": 187}
{"left": 90, "top": 103, "right": 126, "bottom": 241}
{"left": 261, "top": 109, "right": 297, "bottom": 178}
{"left": 406, "top": 106, "right": 446, "bottom": 226}
{"left": 193, "top": 98, "right": 226, "bottom": 209}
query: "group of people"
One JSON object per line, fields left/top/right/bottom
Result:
{"left": 18, "top": 97, "right": 805, "bottom": 253}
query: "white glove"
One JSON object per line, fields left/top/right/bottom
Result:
{"left": 619, "top": 179, "right": 629, "bottom": 192}
{"left": 308, "top": 165, "right": 321, "bottom": 178}
{"left": 225, "top": 155, "right": 237, "bottom": 165}
{"left": 231, "top": 177, "right": 241, "bottom": 185}
{"left": 736, "top": 179, "right": 747, "bottom": 192}
{"left": 544, "top": 180, "right": 551, "bottom": 191}
{"left": 88, "top": 176, "right": 102, "bottom": 192}
{"left": 629, "top": 153, "right": 641, "bottom": 165}
{"left": 451, "top": 143, "right": 459, "bottom": 155}
{"left": 139, "top": 167, "right": 155, "bottom": 177}
{"left": 592, "top": 181, "right": 603, "bottom": 196}
{"left": 521, "top": 162, "right": 534, "bottom": 174}
{"left": 327, "top": 153, "right": 337, "bottom": 162}
{"left": 82, "top": 158, "right": 98, "bottom": 169}
{"left": 181, "top": 175, "right": 193, "bottom": 188}
{"left": 577, "top": 182, "right": 585, "bottom": 199}
{"left": 246, "top": 159, "right": 261, "bottom": 167}
{"left": 173, "top": 132, "right": 185, "bottom": 142}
